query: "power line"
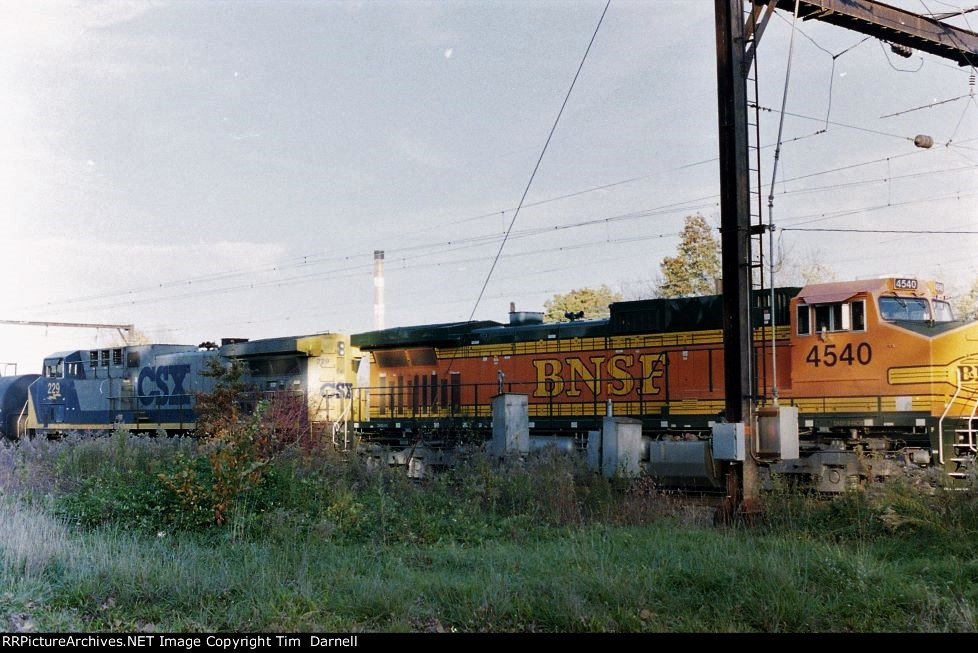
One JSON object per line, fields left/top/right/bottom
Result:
{"left": 778, "top": 162, "right": 978, "bottom": 195}
{"left": 50, "top": 183, "right": 978, "bottom": 317}
{"left": 879, "top": 92, "right": 973, "bottom": 118}
{"left": 11, "top": 137, "right": 972, "bottom": 315}
{"left": 782, "top": 187, "right": 978, "bottom": 225}
{"left": 19, "top": 155, "right": 973, "bottom": 316}
{"left": 467, "top": 0, "right": 611, "bottom": 322}
{"left": 782, "top": 227, "right": 978, "bottom": 234}
{"left": 751, "top": 103, "right": 916, "bottom": 141}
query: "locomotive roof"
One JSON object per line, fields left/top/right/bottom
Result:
{"left": 352, "top": 287, "right": 802, "bottom": 350}
{"left": 796, "top": 278, "right": 891, "bottom": 305}
{"left": 352, "top": 321, "right": 502, "bottom": 349}
{"left": 469, "top": 318, "right": 608, "bottom": 344}
{"left": 797, "top": 278, "right": 947, "bottom": 305}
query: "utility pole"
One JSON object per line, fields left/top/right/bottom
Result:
{"left": 714, "top": 0, "right": 978, "bottom": 513}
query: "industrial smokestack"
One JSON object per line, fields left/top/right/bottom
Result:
{"left": 373, "top": 250, "right": 385, "bottom": 330}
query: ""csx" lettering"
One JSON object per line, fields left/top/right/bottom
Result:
{"left": 320, "top": 382, "right": 353, "bottom": 399}
{"left": 137, "top": 365, "right": 191, "bottom": 406}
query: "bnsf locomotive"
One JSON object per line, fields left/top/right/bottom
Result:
{"left": 0, "top": 333, "right": 358, "bottom": 445}
{"left": 350, "top": 278, "right": 978, "bottom": 490}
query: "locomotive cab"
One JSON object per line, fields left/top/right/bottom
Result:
{"left": 786, "top": 278, "right": 978, "bottom": 484}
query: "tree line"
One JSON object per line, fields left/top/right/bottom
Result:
{"left": 543, "top": 213, "right": 978, "bottom": 322}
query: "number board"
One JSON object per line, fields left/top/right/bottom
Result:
{"left": 893, "top": 278, "right": 918, "bottom": 290}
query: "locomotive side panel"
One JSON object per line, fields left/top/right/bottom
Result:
{"left": 361, "top": 330, "right": 794, "bottom": 431}
{"left": 26, "top": 345, "right": 214, "bottom": 435}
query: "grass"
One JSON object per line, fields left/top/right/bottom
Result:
{"left": 1, "top": 433, "right": 976, "bottom": 632}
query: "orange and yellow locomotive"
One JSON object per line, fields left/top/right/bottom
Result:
{"left": 351, "top": 278, "right": 978, "bottom": 489}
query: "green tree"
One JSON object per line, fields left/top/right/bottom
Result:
{"left": 544, "top": 285, "right": 622, "bottom": 322}
{"left": 656, "top": 214, "right": 721, "bottom": 298}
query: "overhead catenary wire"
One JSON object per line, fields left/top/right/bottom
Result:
{"left": 782, "top": 226, "right": 978, "bottom": 233}
{"left": 16, "top": 159, "right": 975, "bottom": 318}
{"left": 13, "top": 141, "right": 954, "bottom": 315}
{"left": 751, "top": 103, "right": 918, "bottom": 141}
{"left": 782, "top": 187, "right": 978, "bottom": 225}
{"left": 466, "top": 0, "right": 611, "bottom": 323}
{"left": 764, "top": 0, "right": 802, "bottom": 404}
{"left": 879, "top": 92, "right": 975, "bottom": 118}
{"left": 6, "top": 5, "right": 978, "bottom": 371}
{"left": 38, "top": 184, "right": 977, "bottom": 319}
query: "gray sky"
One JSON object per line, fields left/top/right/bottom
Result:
{"left": 1, "top": 0, "right": 976, "bottom": 373}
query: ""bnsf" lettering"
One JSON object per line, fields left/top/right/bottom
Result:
{"left": 959, "top": 365, "right": 978, "bottom": 384}
{"left": 533, "top": 354, "right": 665, "bottom": 398}
{"left": 137, "top": 365, "right": 191, "bottom": 406}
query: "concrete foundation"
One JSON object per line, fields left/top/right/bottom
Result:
{"left": 601, "top": 416, "right": 643, "bottom": 478}
{"left": 490, "top": 393, "right": 529, "bottom": 456}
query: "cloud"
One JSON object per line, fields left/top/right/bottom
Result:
{"left": 0, "top": 235, "right": 288, "bottom": 314}
{"left": 389, "top": 133, "right": 449, "bottom": 169}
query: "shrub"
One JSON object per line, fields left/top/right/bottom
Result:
{"left": 160, "top": 360, "right": 274, "bottom": 526}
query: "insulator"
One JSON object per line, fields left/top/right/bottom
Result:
{"left": 914, "top": 135, "right": 934, "bottom": 149}
{"left": 889, "top": 42, "right": 913, "bottom": 58}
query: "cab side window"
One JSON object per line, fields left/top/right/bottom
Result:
{"left": 44, "top": 359, "right": 64, "bottom": 379}
{"left": 797, "top": 305, "right": 811, "bottom": 335}
{"left": 797, "top": 300, "right": 865, "bottom": 335}
{"left": 851, "top": 300, "right": 866, "bottom": 331}
{"left": 814, "top": 304, "right": 844, "bottom": 332}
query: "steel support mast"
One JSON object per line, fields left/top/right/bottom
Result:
{"left": 715, "top": 0, "right": 759, "bottom": 508}
{"left": 713, "top": 0, "right": 978, "bottom": 509}
{"left": 0, "top": 320, "right": 135, "bottom": 343}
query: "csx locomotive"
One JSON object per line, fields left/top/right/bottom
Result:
{"left": 1, "top": 277, "right": 976, "bottom": 490}
{"left": 350, "top": 277, "right": 978, "bottom": 489}
{"left": 0, "top": 332, "right": 358, "bottom": 445}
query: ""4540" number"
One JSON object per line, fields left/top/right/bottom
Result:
{"left": 805, "top": 342, "right": 872, "bottom": 367}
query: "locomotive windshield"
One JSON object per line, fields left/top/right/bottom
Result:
{"left": 932, "top": 300, "right": 955, "bottom": 322}
{"left": 878, "top": 296, "right": 954, "bottom": 322}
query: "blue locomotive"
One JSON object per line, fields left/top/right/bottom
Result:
{"left": 1, "top": 332, "right": 357, "bottom": 439}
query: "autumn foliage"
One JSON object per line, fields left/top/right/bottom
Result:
{"left": 159, "top": 358, "right": 309, "bottom": 526}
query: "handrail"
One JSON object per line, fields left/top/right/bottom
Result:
{"left": 965, "top": 385, "right": 978, "bottom": 454}
{"left": 938, "top": 382, "right": 963, "bottom": 465}
{"left": 16, "top": 401, "right": 28, "bottom": 439}
{"left": 332, "top": 399, "right": 353, "bottom": 449}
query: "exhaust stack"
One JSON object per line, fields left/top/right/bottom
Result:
{"left": 373, "top": 250, "right": 385, "bottom": 330}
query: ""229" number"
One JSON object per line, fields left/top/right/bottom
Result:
{"left": 805, "top": 342, "right": 872, "bottom": 367}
